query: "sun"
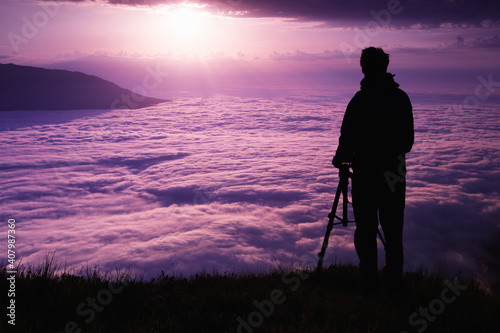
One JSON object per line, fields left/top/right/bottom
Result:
{"left": 150, "top": 4, "right": 225, "bottom": 54}
{"left": 167, "top": 7, "right": 203, "bottom": 37}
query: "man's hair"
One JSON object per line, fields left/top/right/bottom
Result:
{"left": 360, "top": 47, "right": 389, "bottom": 76}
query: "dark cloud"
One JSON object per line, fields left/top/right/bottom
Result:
{"left": 99, "top": 153, "right": 190, "bottom": 172}
{"left": 46, "top": 0, "right": 500, "bottom": 27}
{"left": 455, "top": 34, "right": 500, "bottom": 48}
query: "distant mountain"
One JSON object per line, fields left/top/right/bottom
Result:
{"left": 0, "top": 63, "right": 168, "bottom": 111}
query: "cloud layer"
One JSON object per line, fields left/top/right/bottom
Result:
{"left": 1, "top": 89, "right": 499, "bottom": 291}
{"left": 45, "top": 0, "right": 500, "bottom": 27}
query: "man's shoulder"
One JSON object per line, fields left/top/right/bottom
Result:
{"left": 359, "top": 86, "right": 410, "bottom": 99}
{"left": 348, "top": 87, "right": 412, "bottom": 109}
{"left": 395, "top": 87, "right": 410, "bottom": 96}
{"left": 394, "top": 88, "right": 412, "bottom": 104}
{"left": 350, "top": 90, "right": 365, "bottom": 100}
{"left": 346, "top": 90, "right": 364, "bottom": 107}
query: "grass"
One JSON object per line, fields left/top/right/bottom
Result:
{"left": 1, "top": 256, "right": 499, "bottom": 333}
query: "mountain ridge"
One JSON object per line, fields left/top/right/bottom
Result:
{"left": 0, "top": 63, "right": 168, "bottom": 111}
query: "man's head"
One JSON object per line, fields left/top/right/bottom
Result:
{"left": 360, "top": 47, "right": 389, "bottom": 76}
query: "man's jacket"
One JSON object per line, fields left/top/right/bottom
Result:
{"left": 334, "top": 73, "right": 414, "bottom": 174}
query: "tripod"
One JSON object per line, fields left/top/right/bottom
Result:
{"left": 316, "top": 163, "right": 386, "bottom": 274}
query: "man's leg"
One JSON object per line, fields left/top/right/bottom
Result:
{"left": 379, "top": 175, "right": 405, "bottom": 294}
{"left": 352, "top": 174, "right": 379, "bottom": 294}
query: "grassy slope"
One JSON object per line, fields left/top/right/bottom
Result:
{"left": 1, "top": 260, "right": 499, "bottom": 333}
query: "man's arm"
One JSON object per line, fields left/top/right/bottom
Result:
{"left": 333, "top": 95, "right": 359, "bottom": 167}
{"left": 405, "top": 96, "right": 415, "bottom": 153}
{"left": 400, "top": 91, "right": 414, "bottom": 155}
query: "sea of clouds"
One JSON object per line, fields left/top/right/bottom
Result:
{"left": 1, "top": 89, "right": 499, "bottom": 290}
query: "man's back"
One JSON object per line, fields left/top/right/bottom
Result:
{"left": 335, "top": 73, "right": 414, "bottom": 173}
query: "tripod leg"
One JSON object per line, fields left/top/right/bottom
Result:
{"left": 316, "top": 184, "right": 342, "bottom": 274}
{"left": 377, "top": 229, "right": 386, "bottom": 250}
{"left": 342, "top": 175, "right": 349, "bottom": 227}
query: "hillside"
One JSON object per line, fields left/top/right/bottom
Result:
{"left": 0, "top": 63, "right": 167, "bottom": 111}
{"left": 1, "top": 259, "right": 499, "bottom": 332}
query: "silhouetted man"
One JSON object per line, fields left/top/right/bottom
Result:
{"left": 332, "top": 47, "right": 414, "bottom": 296}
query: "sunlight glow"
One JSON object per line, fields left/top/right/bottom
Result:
{"left": 147, "top": 4, "right": 237, "bottom": 55}
{"left": 168, "top": 8, "right": 203, "bottom": 36}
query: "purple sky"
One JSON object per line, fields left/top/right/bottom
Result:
{"left": 0, "top": 0, "right": 499, "bottom": 94}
